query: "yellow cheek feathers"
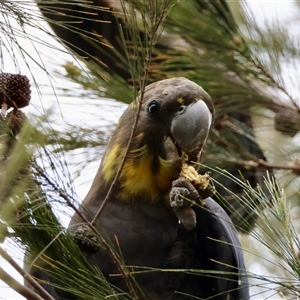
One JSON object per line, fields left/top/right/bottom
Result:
{"left": 102, "top": 144, "right": 179, "bottom": 203}
{"left": 102, "top": 144, "right": 121, "bottom": 183}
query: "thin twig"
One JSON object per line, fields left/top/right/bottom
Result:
{"left": 91, "top": 0, "right": 174, "bottom": 223}
{"left": 0, "top": 247, "right": 56, "bottom": 300}
{"left": 230, "top": 158, "right": 300, "bottom": 173}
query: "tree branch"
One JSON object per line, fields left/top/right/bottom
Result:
{"left": 0, "top": 266, "right": 44, "bottom": 300}
{"left": 0, "top": 247, "right": 56, "bottom": 300}
{"left": 229, "top": 158, "right": 300, "bottom": 175}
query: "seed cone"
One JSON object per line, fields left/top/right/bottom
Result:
{"left": 6, "top": 109, "right": 27, "bottom": 136}
{"left": 0, "top": 73, "right": 31, "bottom": 109}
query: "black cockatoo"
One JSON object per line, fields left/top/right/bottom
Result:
{"left": 37, "top": 0, "right": 270, "bottom": 232}
{"left": 28, "top": 78, "right": 249, "bottom": 299}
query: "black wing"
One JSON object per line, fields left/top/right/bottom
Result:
{"left": 193, "top": 197, "right": 249, "bottom": 299}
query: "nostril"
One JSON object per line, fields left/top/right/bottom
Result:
{"left": 178, "top": 106, "right": 185, "bottom": 113}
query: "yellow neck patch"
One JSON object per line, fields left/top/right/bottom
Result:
{"left": 101, "top": 144, "right": 178, "bottom": 203}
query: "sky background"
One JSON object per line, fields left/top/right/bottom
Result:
{"left": 0, "top": 1, "right": 299, "bottom": 299}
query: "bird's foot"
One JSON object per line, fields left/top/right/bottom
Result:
{"left": 72, "top": 224, "right": 100, "bottom": 254}
{"left": 170, "top": 178, "right": 201, "bottom": 231}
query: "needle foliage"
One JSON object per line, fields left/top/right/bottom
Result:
{"left": 1, "top": 0, "right": 300, "bottom": 299}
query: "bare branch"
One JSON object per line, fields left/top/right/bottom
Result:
{"left": 0, "top": 247, "right": 56, "bottom": 300}
{"left": 0, "top": 266, "right": 44, "bottom": 300}
{"left": 227, "top": 158, "right": 300, "bottom": 174}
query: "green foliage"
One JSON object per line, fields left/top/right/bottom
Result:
{"left": 212, "top": 169, "right": 300, "bottom": 297}
{"left": 1, "top": 0, "right": 300, "bottom": 299}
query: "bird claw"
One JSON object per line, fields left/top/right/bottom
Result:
{"left": 170, "top": 178, "right": 200, "bottom": 231}
{"left": 170, "top": 178, "right": 200, "bottom": 207}
{"left": 170, "top": 186, "right": 188, "bottom": 208}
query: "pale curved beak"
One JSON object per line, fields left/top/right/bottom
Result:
{"left": 171, "top": 100, "right": 212, "bottom": 160}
